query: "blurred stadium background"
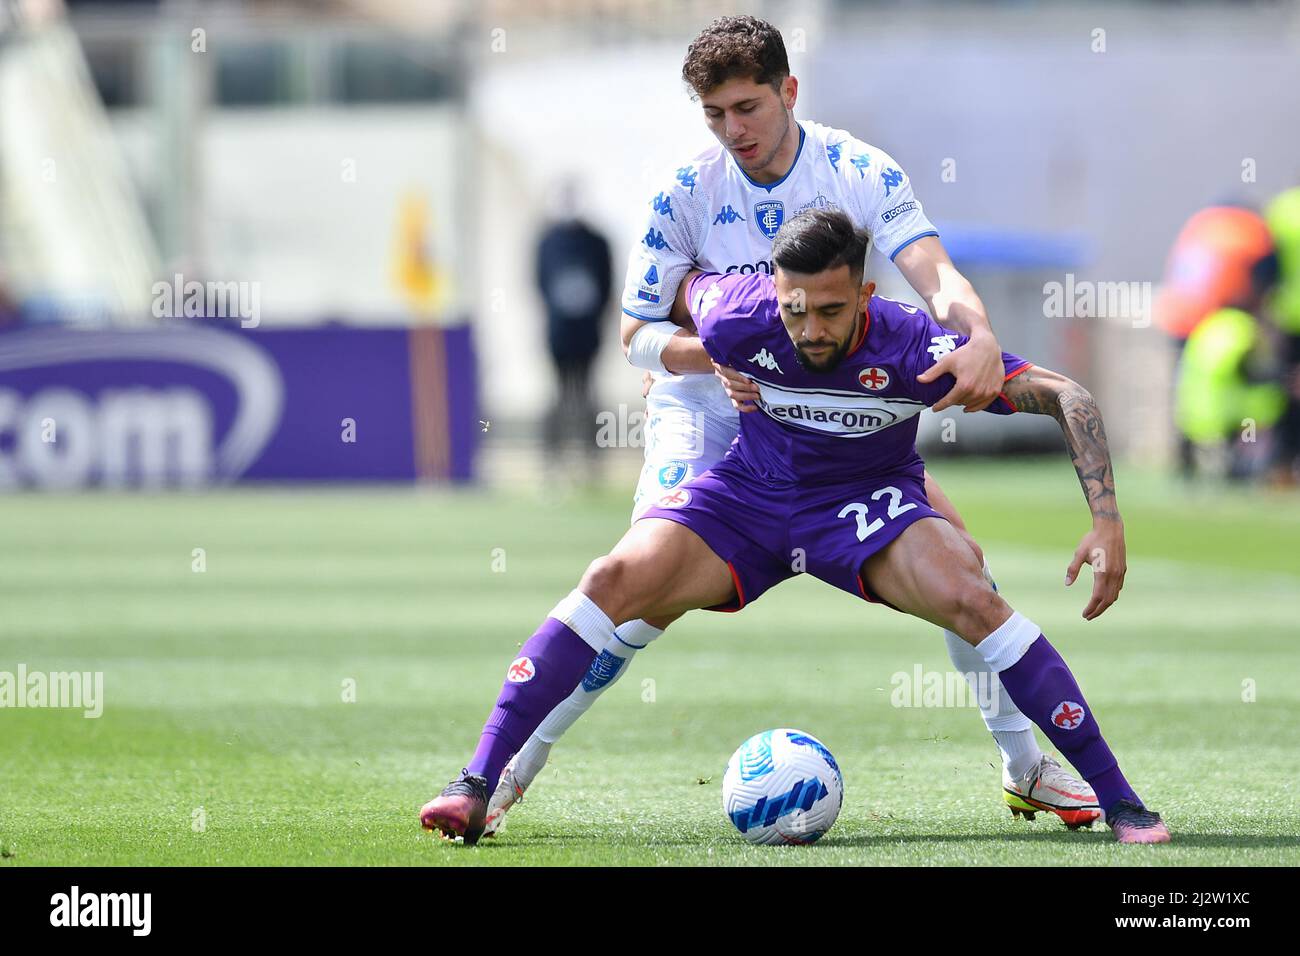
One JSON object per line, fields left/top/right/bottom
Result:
{"left": 2, "top": 0, "right": 1299, "bottom": 865}
{"left": 2, "top": 0, "right": 1299, "bottom": 484}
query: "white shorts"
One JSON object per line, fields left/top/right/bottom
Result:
{"left": 631, "top": 398, "right": 739, "bottom": 522}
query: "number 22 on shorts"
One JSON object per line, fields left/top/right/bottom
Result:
{"left": 837, "top": 486, "right": 917, "bottom": 541}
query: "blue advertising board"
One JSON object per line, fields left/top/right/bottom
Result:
{"left": 0, "top": 323, "right": 477, "bottom": 488}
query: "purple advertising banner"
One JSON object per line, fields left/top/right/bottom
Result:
{"left": 0, "top": 323, "right": 478, "bottom": 488}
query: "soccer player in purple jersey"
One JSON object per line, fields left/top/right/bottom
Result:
{"left": 486, "top": 15, "right": 1097, "bottom": 837}
{"left": 421, "top": 209, "right": 1170, "bottom": 845}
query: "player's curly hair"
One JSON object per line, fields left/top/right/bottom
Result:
{"left": 681, "top": 15, "right": 790, "bottom": 97}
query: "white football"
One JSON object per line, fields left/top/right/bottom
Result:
{"left": 722, "top": 728, "right": 844, "bottom": 845}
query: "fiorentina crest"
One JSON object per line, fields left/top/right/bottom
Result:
{"left": 754, "top": 200, "right": 785, "bottom": 240}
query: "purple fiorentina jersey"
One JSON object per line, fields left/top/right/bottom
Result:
{"left": 687, "top": 271, "right": 1030, "bottom": 487}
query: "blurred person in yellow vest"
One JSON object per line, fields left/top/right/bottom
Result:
{"left": 1265, "top": 187, "right": 1300, "bottom": 480}
{"left": 1156, "top": 203, "right": 1274, "bottom": 476}
{"left": 1175, "top": 251, "right": 1284, "bottom": 481}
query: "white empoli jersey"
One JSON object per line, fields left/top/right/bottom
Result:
{"left": 620, "top": 120, "right": 938, "bottom": 416}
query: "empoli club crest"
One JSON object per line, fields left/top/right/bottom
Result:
{"left": 754, "top": 200, "right": 785, "bottom": 240}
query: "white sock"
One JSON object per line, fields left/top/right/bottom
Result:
{"left": 944, "top": 555, "right": 1044, "bottom": 779}
{"left": 511, "top": 619, "right": 666, "bottom": 789}
{"left": 971, "top": 610, "right": 1041, "bottom": 673}
{"left": 992, "top": 727, "right": 1042, "bottom": 781}
{"left": 943, "top": 627, "right": 1039, "bottom": 778}
{"left": 547, "top": 590, "right": 617, "bottom": 651}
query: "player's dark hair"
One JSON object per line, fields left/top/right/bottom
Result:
{"left": 682, "top": 15, "right": 790, "bottom": 96}
{"left": 772, "top": 209, "right": 870, "bottom": 281}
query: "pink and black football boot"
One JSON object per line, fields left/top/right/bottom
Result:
{"left": 420, "top": 770, "right": 489, "bottom": 845}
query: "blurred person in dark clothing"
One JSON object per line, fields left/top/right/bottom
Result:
{"left": 535, "top": 181, "right": 612, "bottom": 472}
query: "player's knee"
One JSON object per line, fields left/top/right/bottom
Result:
{"left": 956, "top": 528, "right": 985, "bottom": 567}
{"left": 578, "top": 552, "right": 656, "bottom": 622}
{"left": 578, "top": 554, "right": 628, "bottom": 608}
{"left": 945, "top": 575, "right": 1009, "bottom": 642}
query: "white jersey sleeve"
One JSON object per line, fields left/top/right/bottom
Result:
{"left": 618, "top": 166, "right": 710, "bottom": 323}
{"left": 832, "top": 137, "right": 938, "bottom": 262}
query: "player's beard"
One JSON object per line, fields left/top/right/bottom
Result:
{"left": 794, "top": 313, "right": 860, "bottom": 374}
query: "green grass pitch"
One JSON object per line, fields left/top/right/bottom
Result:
{"left": 1, "top": 458, "right": 1297, "bottom": 866}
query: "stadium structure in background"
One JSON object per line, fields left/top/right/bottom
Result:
{"left": 0, "top": 0, "right": 481, "bottom": 487}
{"left": 2, "top": 0, "right": 1299, "bottom": 486}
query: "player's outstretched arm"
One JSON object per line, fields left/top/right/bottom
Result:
{"left": 897, "top": 236, "right": 1004, "bottom": 414}
{"left": 1001, "top": 365, "right": 1127, "bottom": 621}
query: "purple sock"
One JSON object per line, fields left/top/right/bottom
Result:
{"left": 997, "top": 635, "right": 1140, "bottom": 816}
{"left": 466, "top": 617, "right": 596, "bottom": 792}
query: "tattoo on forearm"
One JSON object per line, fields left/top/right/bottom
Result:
{"left": 1057, "top": 389, "right": 1119, "bottom": 519}
{"left": 1006, "top": 369, "right": 1118, "bottom": 519}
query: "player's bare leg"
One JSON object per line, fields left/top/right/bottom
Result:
{"left": 421, "top": 518, "right": 734, "bottom": 844}
{"left": 922, "top": 470, "right": 1098, "bottom": 826}
{"left": 861, "top": 515, "right": 1169, "bottom": 844}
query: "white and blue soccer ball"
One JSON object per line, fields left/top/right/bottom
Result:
{"left": 722, "top": 728, "right": 844, "bottom": 845}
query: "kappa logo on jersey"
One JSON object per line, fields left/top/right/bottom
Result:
{"left": 881, "top": 200, "right": 918, "bottom": 223}
{"left": 658, "top": 460, "right": 688, "bottom": 488}
{"left": 754, "top": 200, "right": 785, "bottom": 240}
{"left": 693, "top": 282, "right": 724, "bottom": 320}
{"left": 506, "top": 656, "right": 535, "bottom": 683}
{"left": 850, "top": 153, "right": 871, "bottom": 179}
{"left": 881, "top": 166, "right": 905, "bottom": 197}
{"left": 656, "top": 488, "right": 692, "bottom": 509}
{"left": 643, "top": 228, "right": 672, "bottom": 252}
{"left": 713, "top": 204, "right": 746, "bottom": 225}
{"left": 826, "top": 142, "right": 843, "bottom": 171}
{"left": 858, "top": 366, "right": 890, "bottom": 391}
{"left": 675, "top": 165, "right": 698, "bottom": 194}
{"left": 651, "top": 191, "right": 675, "bottom": 221}
{"left": 927, "top": 334, "right": 959, "bottom": 362}
{"left": 748, "top": 348, "right": 784, "bottom": 373}
{"left": 1051, "top": 700, "right": 1086, "bottom": 730}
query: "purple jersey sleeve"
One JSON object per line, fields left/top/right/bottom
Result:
{"left": 880, "top": 298, "right": 1030, "bottom": 413}
{"left": 686, "top": 271, "right": 775, "bottom": 367}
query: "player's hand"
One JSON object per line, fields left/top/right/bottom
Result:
{"left": 916, "top": 331, "right": 1003, "bottom": 413}
{"left": 641, "top": 371, "right": 654, "bottom": 399}
{"left": 1065, "top": 518, "right": 1127, "bottom": 621}
{"left": 713, "top": 362, "right": 760, "bottom": 412}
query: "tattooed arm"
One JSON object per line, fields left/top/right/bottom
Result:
{"left": 1002, "top": 365, "right": 1127, "bottom": 621}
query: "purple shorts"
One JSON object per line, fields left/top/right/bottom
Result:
{"left": 638, "top": 459, "right": 945, "bottom": 612}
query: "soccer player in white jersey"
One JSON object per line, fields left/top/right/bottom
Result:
{"left": 480, "top": 16, "right": 1097, "bottom": 836}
